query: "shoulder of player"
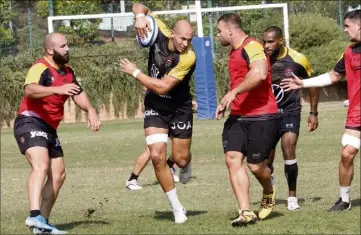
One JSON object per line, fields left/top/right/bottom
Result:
{"left": 150, "top": 13, "right": 171, "bottom": 38}
{"left": 28, "top": 63, "right": 48, "bottom": 76}
{"left": 178, "top": 48, "right": 196, "bottom": 66}
{"left": 242, "top": 39, "right": 264, "bottom": 55}
{"left": 287, "top": 48, "right": 310, "bottom": 68}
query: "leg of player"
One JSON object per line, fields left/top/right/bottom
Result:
{"left": 40, "top": 157, "right": 67, "bottom": 234}
{"left": 329, "top": 128, "right": 360, "bottom": 211}
{"left": 24, "top": 147, "right": 53, "bottom": 231}
{"left": 171, "top": 138, "right": 192, "bottom": 184}
{"left": 146, "top": 127, "right": 187, "bottom": 224}
{"left": 225, "top": 151, "right": 258, "bottom": 227}
{"left": 247, "top": 160, "right": 275, "bottom": 220}
{"left": 125, "top": 147, "right": 151, "bottom": 190}
{"left": 280, "top": 132, "right": 300, "bottom": 210}
{"left": 267, "top": 149, "right": 276, "bottom": 185}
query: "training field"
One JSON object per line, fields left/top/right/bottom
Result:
{"left": 1, "top": 102, "right": 360, "bottom": 234}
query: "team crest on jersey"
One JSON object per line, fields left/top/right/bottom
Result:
{"left": 284, "top": 68, "right": 294, "bottom": 77}
{"left": 165, "top": 57, "right": 172, "bottom": 68}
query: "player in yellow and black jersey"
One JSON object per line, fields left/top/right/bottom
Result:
{"left": 119, "top": 2, "right": 195, "bottom": 224}
{"left": 263, "top": 26, "right": 320, "bottom": 211}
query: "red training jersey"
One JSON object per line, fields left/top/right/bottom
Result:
{"left": 334, "top": 43, "right": 360, "bottom": 128}
{"left": 228, "top": 37, "right": 278, "bottom": 116}
{"left": 18, "top": 57, "right": 79, "bottom": 130}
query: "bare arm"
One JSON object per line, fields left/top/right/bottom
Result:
{"left": 308, "top": 87, "right": 319, "bottom": 112}
{"left": 24, "top": 83, "right": 80, "bottom": 99}
{"left": 232, "top": 60, "right": 268, "bottom": 95}
{"left": 135, "top": 72, "right": 180, "bottom": 95}
{"left": 72, "top": 91, "right": 101, "bottom": 131}
{"left": 72, "top": 91, "right": 95, "bottom": 113}
{"left": 328, "top": 70, "right": 344, "bottom": 83}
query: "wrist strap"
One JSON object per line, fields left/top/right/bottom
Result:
{"left": 132, "top": 69, "right": 141, "bottom": 78}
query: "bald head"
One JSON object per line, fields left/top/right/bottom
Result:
{"left": 44, "top": 33, "right": 70, "bottom": 65}
{"left": 173, "top": 19, "right": 193, "bottom": 34}
{"left": 44, "top": 33, "right": 66, "bottom": 48}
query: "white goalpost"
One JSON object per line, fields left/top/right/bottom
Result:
{"left": 47, "top": 2, "right": 290, "bottom": 47}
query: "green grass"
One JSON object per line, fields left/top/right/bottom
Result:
{"left": 1, "top": 102, "right": 360, "bottom": 234}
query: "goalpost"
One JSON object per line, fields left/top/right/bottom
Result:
{"left": 47, "top": 2, "right": 289, "bottom": 47}
{"left": 47, "top": 2, "right": 289, "bottom": 120}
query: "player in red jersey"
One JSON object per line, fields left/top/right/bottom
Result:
{"left": 282, "top": 9, "right": 360, "bottom": 211}
{"left": 215, "top": 13, "right": 279, "bottom": 226}
{"left": 14, "top": 33, "right": 101, "bottom": 233}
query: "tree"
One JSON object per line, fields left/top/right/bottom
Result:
{"left": 0, "top": 0, "right": 17, "bottom": 55}
{"left": 35, "top": 0, "right": 105, "bottom": 43}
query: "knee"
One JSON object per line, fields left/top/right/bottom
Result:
{"left": 32, "top": 162, "right": 49, "bottom": 174}
{"left": 341, "top": 149, "right": 355, "bottom": 166}
{"left": 282, "top": 147, "right": 296, "bottom": 160}
{"left": 54, "top": 170, "right": 66, "bottom": 185}
{"left": 224, "top": 153, "right": 239, "bottom": 168}
{"left": 172, "top": 152, "right": 190, "bottom": 168}
{"left": 247, "top": 162, "right": 264, "bottom": 174}
{"left": 150, "top": 151, "right": 165, "bottom": 166}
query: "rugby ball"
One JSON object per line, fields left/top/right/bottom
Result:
{"left": 136, "top": 15, "right": 158, "bottom": 47}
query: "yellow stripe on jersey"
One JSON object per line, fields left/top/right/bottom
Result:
{"left": 151, "top": 13, "right": 171, "bottom": 38}
{"left": 24, "top": 63, "right": 47, "bottom": 85}
{"left": 288, "top": 48, "right": 312, "bottom": 77}
{"left": 168, "top": 49, "right": 196, "bottom": 81}
{"left": 243, "top": 41, "right": 267, "bottom": 64}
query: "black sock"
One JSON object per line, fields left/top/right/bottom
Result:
{"left": 30, "top": 210, "right": 41, "bottom": 217}
{"left": 285, "top": 162, "right": 298, "bottom": 191}
{"left": 167, "top": 157, "right": 174, "bottom": 168}
{"left": 128, "top": 172, "right": 139, "bottom": 181}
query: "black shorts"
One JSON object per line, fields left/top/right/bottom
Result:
{"left": 277, "top": 113, "right": 301, "bottom": 137}
{"left": 222, "top": 116, "right": 279, "bottom": 164}
{"left": 13, "top": 115, "right": 64, "bottom": 158}
{"left": 144, "top": 105, "right": 193, "bottom": 139}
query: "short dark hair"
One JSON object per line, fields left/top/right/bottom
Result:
{"left": 344, "top": 9, "right": 361, "bottom": 21}
{"left": 264, "top": 26, "right": 283, "bottom": 38}
{"left": 217, "top": 13, "right": 242, "bottom": 28}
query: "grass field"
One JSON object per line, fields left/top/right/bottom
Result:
{"left": 1, "top": 102, "right": 360, "bottom": 234}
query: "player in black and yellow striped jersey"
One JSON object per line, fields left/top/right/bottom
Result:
{"left": 263, "top": 26, "right": 320, "bottom": 210}
{"left": 119, "top": 2, "right": 195, "bottom": 224}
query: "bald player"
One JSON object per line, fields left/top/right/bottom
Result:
{"left": 14, "top": 33, "right": 101, "bottom": 234}
{"left": 119, "top": 2, "right": 195, "bottom": 224}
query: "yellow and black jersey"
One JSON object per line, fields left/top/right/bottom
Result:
{"left": 270, "top": 47, "right": 312, "bottom": 113}
{"left": 145, "top": 14, "right": 196, "bottom": 111}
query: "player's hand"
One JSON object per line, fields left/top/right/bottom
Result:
{"left": 220, "top": 90, "right": 237, "bottom": 110}
{"left": 307, "top": 114, "right": 318, "bottom": 132}
{"left": 87, "top": 108, "right": 101, "bottom": 132}
{"left": 192, "top": 100, "right": 198, "bottom": 113}
{"left": 120, "top": 58, "right": 138, "bottom": 76}
{"left": 215, "top": 103, "right": 226, "bottom": 120}
{"left": 135, "top": 15, "right": 151, "bottom": 38}
{"left": 55, "top": 83, "right": 80, "bottom": 96}
{"left": 280, "top": 73, "right": 303, "bottom": 92}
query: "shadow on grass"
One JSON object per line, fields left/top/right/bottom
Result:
{"left": 351, "top": 198, "right": 360, "bottom": 207}
{"left": 146, "top": 176, "right": 198, "bottom": 187}
{"left": 153, "top": 210, "right": 208, "bottom": 222}
{"left": 251, "top": 197, "right": 322, "bottom": 206}
{"left": 56, "top": 220, "right": 110, "bottom": 230}
{"left": 228, "top": 211, "right": 284, "bottom": 222}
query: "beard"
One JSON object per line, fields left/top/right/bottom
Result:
{"left": 53, "top": 50, "right": 69, "bottom": 65}
{"left": 270, "top": 46, "right": 281, "bottom": 58}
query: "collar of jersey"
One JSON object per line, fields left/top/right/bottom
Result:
{"left": 276, "top": 47, "right": 288, "bottom": 60}
{"left": 43, "top": 56, "right": 60, "bottom": 69}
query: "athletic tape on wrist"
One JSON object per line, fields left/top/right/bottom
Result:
{"left": 132, "top": 69, "right": 141, "bottom": 78}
